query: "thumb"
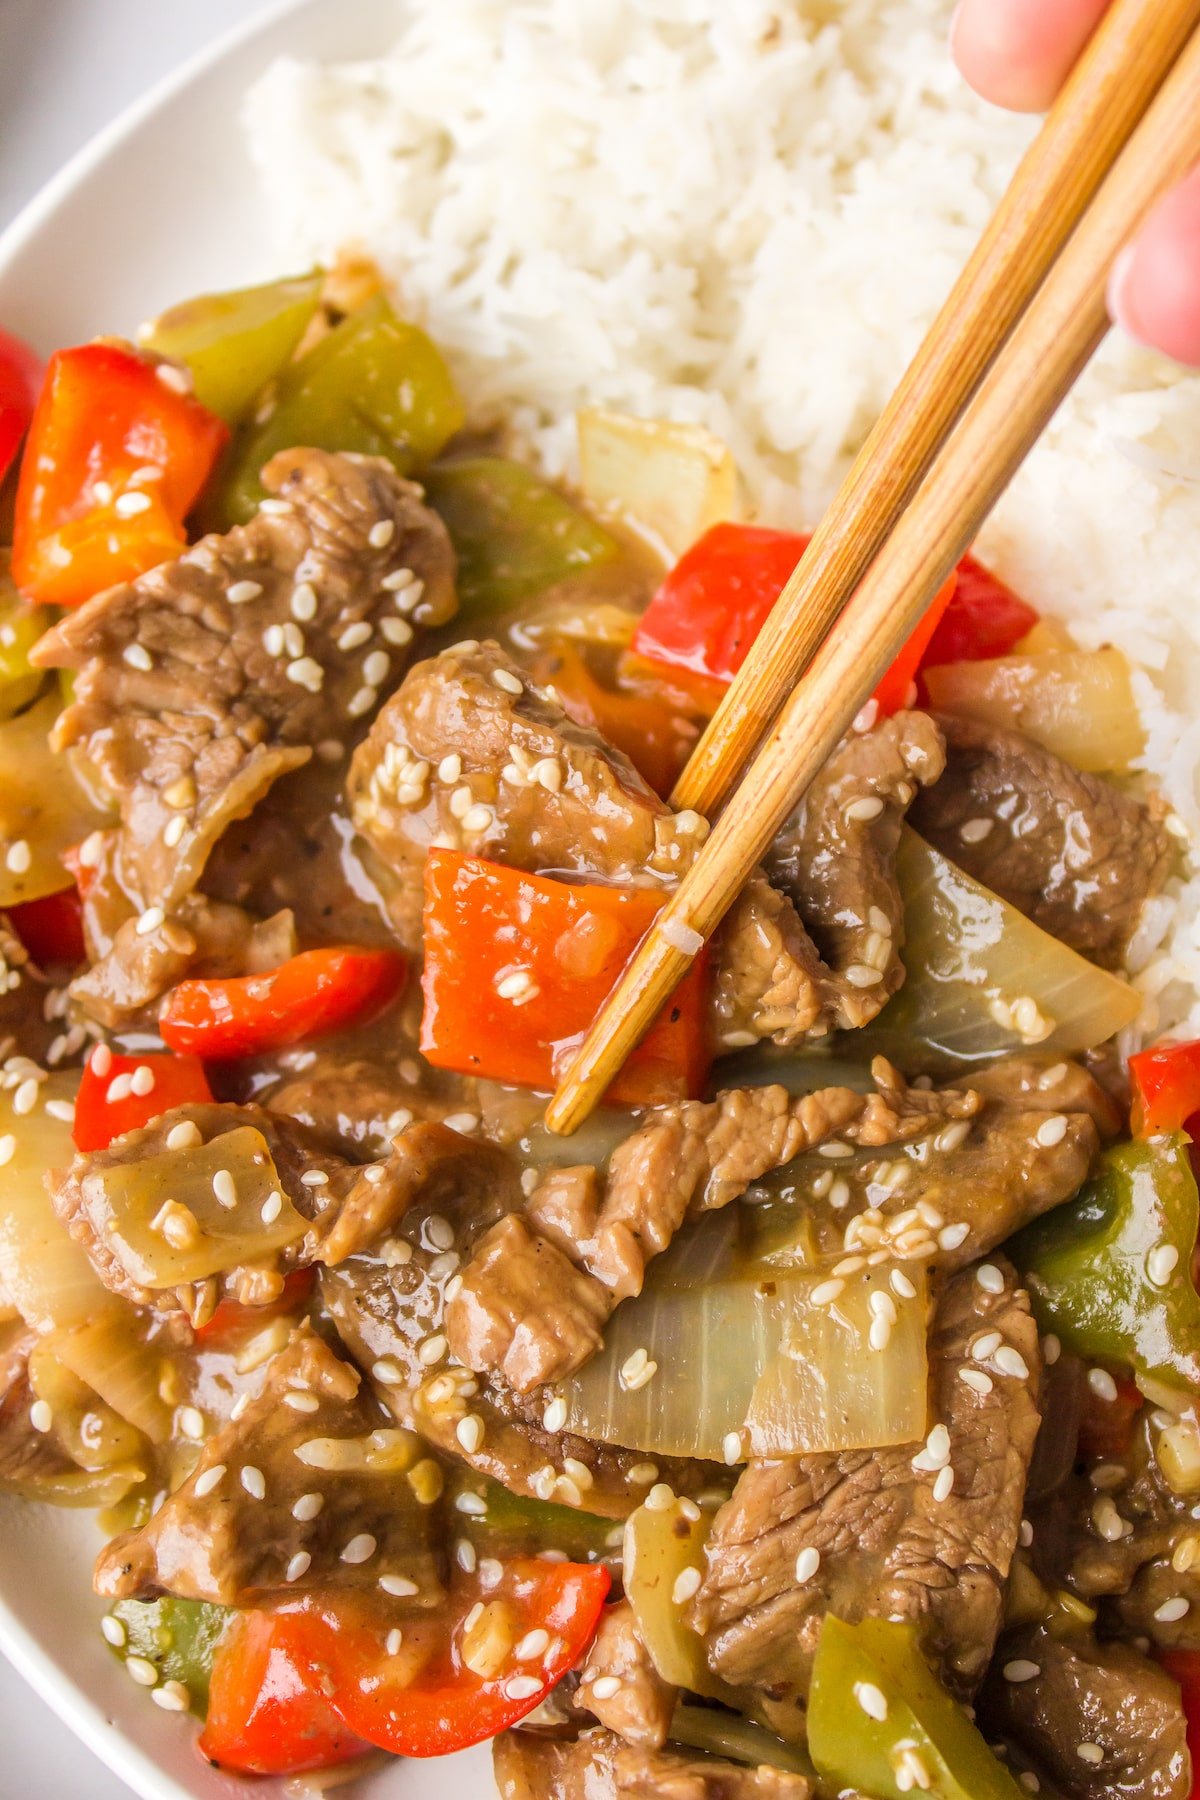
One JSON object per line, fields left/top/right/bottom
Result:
{"left": 1109, "top": 167, "right": 1200, "bottom": 367}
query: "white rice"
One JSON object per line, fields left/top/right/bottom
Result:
{"left": 244, "top": 0, "right": 1200, "bottom": 1039}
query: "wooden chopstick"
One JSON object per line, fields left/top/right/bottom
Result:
{"left": 547, "top": 23, "right": 1200, "bottom": 1136}
{"left": 670, "top": 0, "right": 1200, "bottom": 818}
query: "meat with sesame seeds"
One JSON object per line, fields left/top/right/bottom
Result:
{"left": 32, "top": 448, "right": 455, "bottom": 1021}
{"left": 573, "top": 1601, "right": 677, "bottom": 1749}
{"left": 910, "top": 713, "right": 1174, "bottom": 969}
{"left": 493, "top": 1729, "right": 813, "bottom": 1800}
{"left": 687, "top": 1261, "right": 1041, "bottom": 1734}
{"left": 93, "top": 1328, "right": 441, "bottom": 1607}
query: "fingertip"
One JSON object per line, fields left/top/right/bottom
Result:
{"left": 1109, "top": 169, "right": 1200, "bottom": 368}
{"left": 952, "top": 0, "right": 1111, "bottom": 113}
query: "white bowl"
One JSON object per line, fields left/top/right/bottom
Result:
{"left": 0, "top": 2, "right": 492, "bottom": 1793}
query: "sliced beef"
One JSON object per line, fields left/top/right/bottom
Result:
{"left": 979, "top": 1625, "right": 1189, "bottom": 1800}
{"left": 93, "top": 1329, "right": 441, "bottom": 1606}
{"left": 348, "top": 638, "right": 698, "bottom": 948}
{"left": 494, "top": 1729, "right": 811, "bottom": 1800}
{"left": 33, "top": 448, "right": 455, "bottom": 1017}
{"left": 910, "top": 713, "right": 1174, "bottom": 967}
{"left": 688, "top": 1260, "right": 1041, "bottom": 1730}
{"left": 575, "top": 1601, "right": 677, "bottom": 1750}
{"left": 764, "top": 708, "right": 945, "bottom": 1032}
{"left": 269, "top": 1050, "right": 465, "bottom": 1162}
{"left": 448, "top": 1054, "right": 1103, "bottom": 1397}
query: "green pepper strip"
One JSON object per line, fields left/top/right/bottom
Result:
{"left": 110, "top": 1596, "right": 231, "bottom": 1711}
{"left": 808, "top": 1616, "right": 1025, "bottom": 1800}
{"left": 1013, "top": 1132, "right": 1200, "bottom": 1395}
{"left": 448, "top": 1470, "right": 617, "bottom": 1563}
{"left": 140, "top": 271, "right": 323, "bottom": 425}
{"left": 422, "top": 456, "right": 618, "bottom": 617}
{"left": 215, "top": 293, "right": 465, "bottom": 525}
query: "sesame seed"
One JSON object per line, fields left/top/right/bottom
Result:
{"left": 855, "top": 1681, "right": 888, "bottom": 1722}
{"left": 891, "top": 1269, "right": 917, "bottom": 1300}
{"left": 381, "top": 566, "right": 415, "bottom": 590}
{"left": 994, "top": 1346, "right": 1030, "bottom": 1380}
{"left": 845, "top": 795, "right": 885, "bottom": 823}
{"left": 456, "top": 1492, "right": 488, "bottom": 1517}
{"left": 125, "top": 1656, "right": 159, "bottom": 1687}
{"left": 722, "top": 1431, "right": 744, "bottom": 1466}
{"left": 291, "top": 583, "right": 318, "bottom": 621}
{"left": 363, "top": 650, "right": 390, "bottom": 688}
{"left": 90, "top": 1043, "right": 113, "bottom": 1076}
{"left": 178, "top": 1406, "right": 205, "bottom": 1441}
{"left": 300, "top": 1169, "right": 329, "bottom": 1187}
{"left": 286, "top": 1551, "right": 312, "bottom": 1583}
{"left": 115, "top": 490, "right": 152, "bottom": 517}
{"left": 1004, "top": 1660, "right": 1041, "bottom": 1684}
{"left": 136, "top": 906, "right": 165, "bottom": 936}
{"left": 457, "top": 1413, "right": 486, "bottom": 1454}
{"left": 938, "top": 1222, "right": 970, "bottom": 1252}
{"left": 644, "top": 1483, "right": 676, "bottom": 1512}
{"left": 261, "top": 1190, "right": 283, "bottom": 1225}
{"left": 673, "top": 1566, "right": 702, "bottom": 1604}
{"left": 264, "top": 624, "right": 285, "bottom": 656}
{"left": 543, "top": 1397, "right": 567, "bottom": 1433}
{"left": 12, "top": 1078, "right": 38, "bottom": 1116}
{"left": 492, "top": 667, "right": 523, "bottom": 696}
{"left": 379, "top": 1575, "right": 418, "bottom": 1597}
{"left": 976, "top": 1264, "right": 1004, "bottom": 1294}
{"left": 1088, "top": 1368, "right": 1119, "bottom": 1402}
{"left": 811, "top": 1278, "right": 845, "bottom": 1307}
{"left": 373, "top": 1359, "right": 403, "bottom": 1386}
{"left": 1155, "top": 1597, "right": 1190, "bottom": 1623}
{"left": 845, "top": 963, "right": 883, "bottom": 988}
{"left": 283, "top": 1390, "right": 320, "bottom": 1413}
{"left": 503, "top": 1674, "right": 543, "bottom": 1701}
{"left": 1020, "top": 1519, "right": 1034, "bottom": 1547}
{"left": 1092, "top": 1496, "right": 1128, "bottom": 1542}
{"left": 462, "top": 804, "right": 494, "bottom": 833}
{"left": 100, "top": 1615, "right": 127, "bottom": 1648}
{"left": 29, "top": 1399, "right": 52, "bottom": 1433}
{"left": 515, "top": 1628, "right": 550, "bottom": 1662}
{"left": 1148, "top": 1245, "right": 1180, "bottom": 1287}
{"left": 212, "top": 1169, "right": 237, "bottom": 1210}
{"left": 369, "top": 520, "right": 396, "bottom": 549}
{"left": 795, "top": 1547, "right": 820, "bottom": 1583}
{"left": 163, "top": 815, "right": 186, "bottom": 848}
{"left": 166, "top": 1121, "right": 202, "bottom": 1150}
{"left": 293, "top": 1493, "right": 323, "bottom": 1522}
{"left": 227, "top": 580, "right": 263, "bottom": 605}
{"left": 1035, "top": 1114, "right": 1069, "bottom": 1148}
{"left": 341, "top": 1533, "right": 377, "bottom": 1565}
{"left": 960, "top": 1369, "right": 993, "bottom": 1396}
{"left": 959, "top": 817, "right": 994, "bottom": 844}
{"left": 418, "top": 1334, "right": 447, "bottom": 1366}
{"left": 286, "top": 656, "right": 325, "bottom": 693}
{"left": 932, "top": 1466, "right": 955, "bottom": 1502}
{"left": 193, "top": 1463, "right": 226, "bottom": 1498}
{"left": 347, "top": 685, "right": 377, "bottom": 718}
{"left": 106, "top": 1072, "right": 134, "bottom": 1103}
{"left": 1077, "top": 1745, "right": 1103, "bottom": 1765}
{"left": 338, "top": 622, "right": 372, "bottom": 651}
{"left": 241, "top": 1465, "right": 266, "bottom": 1500}
{"left": 129, "top": 1063, "right": 156, "bottom": 1098}
{"left": 972, "top": 1332, "right": 1003, "bottom": 1361}
{"left": 0, "top": 1135, "right": 14, "bottom": 1168}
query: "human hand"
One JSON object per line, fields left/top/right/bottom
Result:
{"left": 952, "top": 0, "right": 1200, "bottom": 365}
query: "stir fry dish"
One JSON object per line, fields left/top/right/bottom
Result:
{"left": 0, "top": 266, "right": 1196, "bottom": 1800}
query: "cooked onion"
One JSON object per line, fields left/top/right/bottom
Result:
{"left": 867, "top": 829, "right": 1141, "bottom": 1070}
{"left": 577, "top": 405, "right": 740, "bottom": 557}
{"left": 0, "top": 693, "right": 111, "bottom": 907}
{"left": 561, "top": 1216, "right": 928, "bottom": 1458}
{"left": 923, "top": 648, "right": 1143, "bottom": 773}
{"left": 0, "top": 1072, "right": 112, "bottom": 1333}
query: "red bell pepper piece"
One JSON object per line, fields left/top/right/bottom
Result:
{"left": 4, "top": 885, "right": 85, "bottom": 968}
{"left": 283, "top": 1560, "right": 610, "bottom": 1759}
{"left": 1076, "top": 1369, "right": 1144, "bottom": 1462}
{"left": 158, "top": 946, "right": 407, "bottom": 1060}
{"left": 11, "top": 341, "right": 228, "bottom": 608}
{"left": 194, "top": 1267, "right": 316, "bottom": 1343}
{"left": 632, "top": 521, "right": 955, "bottom": 717}
{"left": 199, "top": 1609, "right": 372, "bottom": 1777}
{"left": 531, "top": 641, "right": 706, "bottom": 799}
{"left": 421, "top": 850, "right": 710, "bottom": 1103}
{"left": 918, "top": 552, "right": 1039, "bottom": 669}
{"left": 1130, "top": 1041, "right": 1200, "bottom": 1138}
{"left": 72, "top": 1048, "right": 214, "bottom": 1152}
{"left": 0, "top": 329, "right": 43, "bottom": 488}
{"left": 1157, "top": 1649, "right": 1200, "bottom": 1800}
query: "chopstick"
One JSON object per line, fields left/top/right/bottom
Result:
{"left": 670, "top": 0, "right": 1200, "bottom": 818}
{"left": 547, "top": 22, "right": 1200, "bottom": 1136}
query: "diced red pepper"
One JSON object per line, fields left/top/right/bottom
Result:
{"left": 421, "top": 850, "right": 710, "bottom": 1104}
{"left": 199, "top": 1609, "right": 371, "bottom": 1777}
{"left": 283, "top": 1560, "right": 610, "bottom": 1759}
{"left": 158, "top": 947, "right": 407, "bottom": 1060}
{"left": 11, "top": 341, "right": 228, "bottom": 608}
{"left": 194, "top": 1268, "right": 316, "bottom": 1343}
{"left": 1157, "top": 1649, "right": 1200, "bottom": 1800}
{"left": 72, "top": 1049, "right": 213, "bottom": 1152}
{"left": 4, "top": 884, "right": 85, "bottom": 967}
{"left": 918, "top": 552, "right": 1039, "bottom": 670}
{"left": 631, "top": 521, "right": 955, "bottom": 717}
{"left": 1076, "top": 1369, "right": 1144, "bottom": 1462}
{"left": 0, "top": 329, "right": 43, "bottom": 489}
{"left": 1130, "top": 1041, "right": 1200, "bottom": 1138}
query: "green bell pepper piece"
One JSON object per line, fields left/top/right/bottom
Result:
{"left": 449, "top": 1471, "right": 617, "bottom": 1562}
{"left": 809, "top": 1616, "right": 1025, "bottom": 1800}
{"left": 422, "top": 457, "right": 618, "bottom": 617}
{"left": 218, "top": 293, "right": 465, "bottom": 523}
{"left": 108, "top": 1596, "right": 231, "bottom": 1711}
{"left": 140, "top": 271, "right": 323, "bottom": 423}
{"left": 669, "top": 1704, "right": 816, "bottom": 1779}
{"left": 0, "top": 562, "right": 47, "bottom": 721}
{"left": 1013, "top": 1132, "right": 1200, "bottom": 1395}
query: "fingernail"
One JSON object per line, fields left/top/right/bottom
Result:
{"left": 1107, "top": 242, "right": 1146, "bottom": 343}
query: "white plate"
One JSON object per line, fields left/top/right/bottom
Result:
{"left": 0, "top": 2, "right": 493, "bottom": 1794}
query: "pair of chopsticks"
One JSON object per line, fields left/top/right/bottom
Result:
{"left": 546, "top": 0, "right": 1200, "bottom": 1135}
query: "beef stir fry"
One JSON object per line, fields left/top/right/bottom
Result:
{"left": 0, "top": 268, "right": 1196, "bottom": 1800}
